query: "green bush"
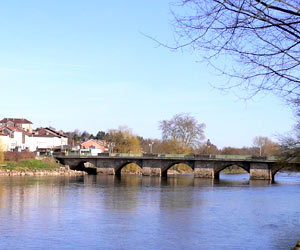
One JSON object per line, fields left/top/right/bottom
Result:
{"left": 0, "top": 158, "right": 61, "bottom": 171}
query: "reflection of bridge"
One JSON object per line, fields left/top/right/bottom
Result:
{"left": 54, "top": 153, "right": 297, "bottom": 181}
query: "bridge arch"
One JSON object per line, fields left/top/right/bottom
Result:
{"left": 271, "top": 163, "right": 297, "bottom": 180}
{"left": 214, "top": 163, "right": 250, "bottom": 178}
{"left": 74, "top": 160, "right": 98, "bottom": 174}
{"left": 48, "top": 158, "right": 96, "bottom": 174}
{"left": 115, "top": 160, "right": 143, "bottom": 176}
{"left": 162, "top": 161, "right": 194, "bottom": 177}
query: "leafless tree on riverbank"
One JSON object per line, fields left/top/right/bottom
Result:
{"left": 159, "top": 113, "right": 205, "bottom": 148}
{"left": 166, "top": 0, "right": 300, "bottom": 104}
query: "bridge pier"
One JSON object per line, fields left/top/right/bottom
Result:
{"left": 96, "top": 168, "right": 116, "bottom": 175}
{"left": 194, "top": 162, "right": 217, "bottom": 178}
{"left": 250, "top": 163, "right": 272, "bottom": 180}
{"left": 142, "top": 167, "right": 161, "bottom": 177}
{"left": 194, "top": 168, "right": 215, "bottom": 178}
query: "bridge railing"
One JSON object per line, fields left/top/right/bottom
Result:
{"left": 215, "top": 155, "right": 253, "bottom": 160}
{"left": 54, "top": 152, "right": 279, "bottom": 161}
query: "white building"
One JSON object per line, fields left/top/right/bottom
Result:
{"left": 0, "top": 126, "right": 26, "bottom": 151}
{"left": 26, "top": 134, "right": 68, "bottom": 152}
{"left": 0, "top": 121, "right": 68, "bottom": 152}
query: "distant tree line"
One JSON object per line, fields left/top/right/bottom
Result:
{"left": 63, "top": 113, "right": 281, "bottom": 157}
{"left": 64, "top": 129, "right": 110, "bottom": 146}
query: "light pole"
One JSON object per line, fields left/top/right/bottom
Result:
{"left": 149, "top": 142, "right": 154, "bottom": 154}
{"left": 207, "top": 139, "right": 211, "bottom": 154}
{"left": 109, "top": 142, "right": 114, "bottom": 155}
{"left": 259, "top": 145, "right": 262, "bottom": 157}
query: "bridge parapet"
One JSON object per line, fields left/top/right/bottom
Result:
{"left": 55, "top": 152, "right": 279, "bottom": 161}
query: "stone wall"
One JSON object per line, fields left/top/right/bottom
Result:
{"left": 4, "top": 152, "right": 35, "bottom": 161}
{"left": 0, "top": 166, "right": 87, "bottom": 177}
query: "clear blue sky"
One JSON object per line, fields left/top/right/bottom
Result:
{"left": 0, "top": 0, "right": 294, "bottom": 148}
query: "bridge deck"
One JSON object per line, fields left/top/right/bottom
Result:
{"left": 55, "top": 153, "right": 279, "bottom": 163}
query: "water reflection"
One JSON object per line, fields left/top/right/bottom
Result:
{"left": 249, "top": 179, "right": 273, "bottom": 186}
{"left": 193, "top": 177, "right": 215, "bottom": 187}
{"left": 166, "top": 175, "right": 194, "bottom": 187}
{"left": 0, "top": 173, "right": 299, "bottom": 250}
{"left": 141, "top": 176, "right": 161, "bottom": 187}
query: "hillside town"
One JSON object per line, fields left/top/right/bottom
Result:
{"left": 0, "top": 118, "right": 107, "bottom": 155}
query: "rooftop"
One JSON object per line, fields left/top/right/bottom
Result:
{"left": 0, "top": 118, "right": 33, "bottom": 124}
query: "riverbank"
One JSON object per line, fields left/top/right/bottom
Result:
{"left": 0, "top": 158, "right": 87, "bottom": 176}
{"left": 221, "top": 168, "right": 247, "bottom": 174}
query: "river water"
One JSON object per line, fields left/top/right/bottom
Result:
{"left": 0, "top": 173, "right": 299, "bottom": 250}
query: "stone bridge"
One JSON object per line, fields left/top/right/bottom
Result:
{"left": 54, "top": 153, "right": 298, "bottom": 181}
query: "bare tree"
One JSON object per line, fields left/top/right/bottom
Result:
{"left": 280, "top": 110, "right": 300, "bottom": 158}
{"left": 159, "top": 113, "right": 205, "bottom": 148}
{"left": 253, "top": 136, "right": 280, "bottom": 156}
{"left": 168, "top": 0, "right": 300, "bottom": 103}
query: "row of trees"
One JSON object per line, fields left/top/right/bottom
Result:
{"left": 66, "top": 113, "right": 280, "bottom": 156}
{"left": 65, "top": 130, "right": 109, "bottom": 146}
{"left": 140, "top": 135, "right": 279, "bottom": 156}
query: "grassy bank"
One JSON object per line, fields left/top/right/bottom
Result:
{"left": 121, "top": 163, "right": 142, "bottom": 174}
{"left": 0, "top": 158, "right": 61, "bottom": 172}
{"left": 169, "top": 164, "right": 194, "bottom": 173}
{"left": 221, "top": 168, "right": 247, "bottom": 174}
{"left": 278, "top": 165, "right": 300, "bottom": 172}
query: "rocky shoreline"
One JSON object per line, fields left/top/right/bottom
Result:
{"left": 0, "top": 166, "right": 87, "bottom": 177}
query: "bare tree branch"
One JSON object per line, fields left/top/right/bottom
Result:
{"left": 167, "top": 0, "right": 300, "bottom": 103}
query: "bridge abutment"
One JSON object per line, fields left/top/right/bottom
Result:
{"left": 250, "top": 163, "right": 272, "bottom": 180}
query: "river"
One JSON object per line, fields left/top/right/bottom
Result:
{"left": 0, "top": 173, "right": 299, "bottom": 250}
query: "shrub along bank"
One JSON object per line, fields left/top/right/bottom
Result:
{"left": 1, "top": 158, "right": 60, "bottom": 171}
{"left": 0, "top": 157, "right": 87, "bottom": 176}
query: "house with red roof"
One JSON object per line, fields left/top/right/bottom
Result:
{"left": 81, "top": 139, "right": 105, "bottom": 156}
{"left": 0, "top": 118, "right": 33, "bottom": 133}
{"left": 0, "top": 125, "right": 27, "bottom": 151}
